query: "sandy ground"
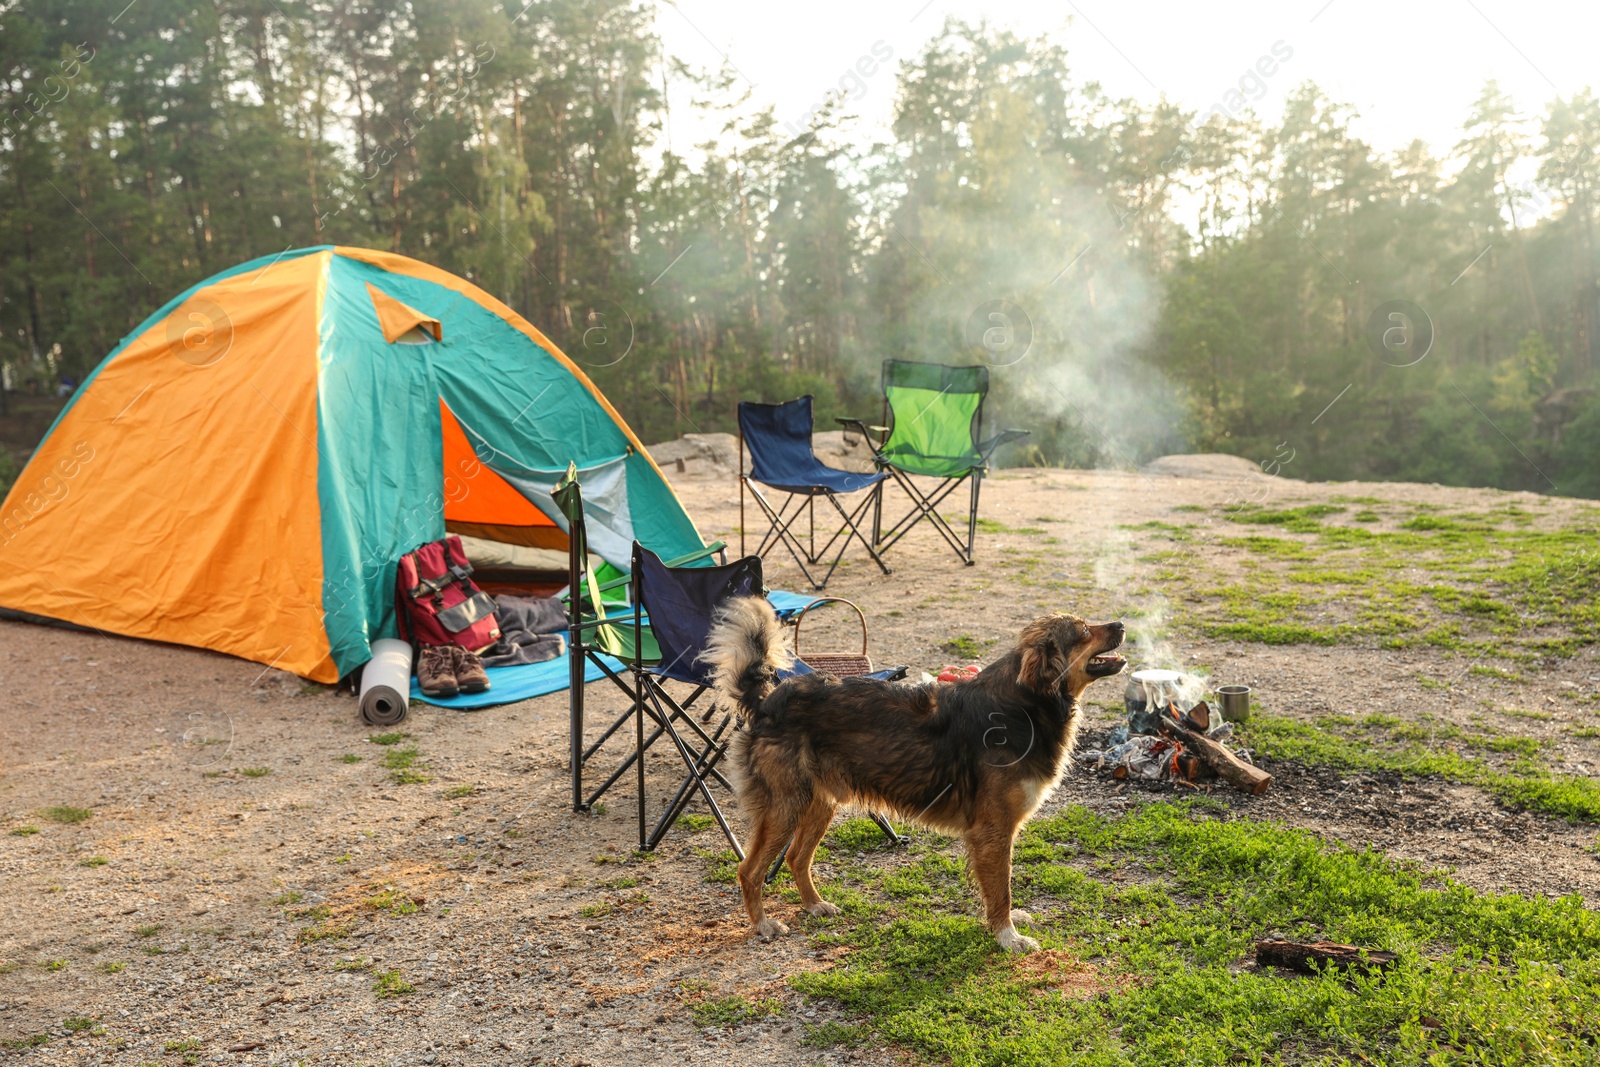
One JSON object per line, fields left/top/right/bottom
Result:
{"left": 2, "top": 457, "right": 1599, "bottom": 1065}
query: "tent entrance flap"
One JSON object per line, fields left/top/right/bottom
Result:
{"left": 440, "top": 401, "right": 559, "bottom": 526}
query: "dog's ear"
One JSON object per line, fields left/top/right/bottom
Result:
{"left": 1017, "top": 619, "right": 1070, "bottom": 693}
{"left": 1017, "top": 637, "right": 1053, "bottom": 692}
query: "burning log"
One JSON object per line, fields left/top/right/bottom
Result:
{"left": 1255, "top": 939, "right": 1398, "bottom": 975}
{"left": 1158, "top": 717, "right": 1273, "bottom": 795}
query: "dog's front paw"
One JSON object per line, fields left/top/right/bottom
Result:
{"left": 996, "top": 926, "right": 1040, "bottom": 954}
{"left": 806, "top": 901, "right": 841, "bottom": 917}
{"left": 755, "top": 917, "right": 790, "bottom": 939}
{"left": 1009, "top": 909, "right": 1034, "bottom": 925}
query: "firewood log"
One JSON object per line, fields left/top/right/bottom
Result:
{"left": 1256, "top": 939, "right": 1398, "bottom": 974}
{"left": 1158, "top": 718, "right": 1272, "bottom": 795}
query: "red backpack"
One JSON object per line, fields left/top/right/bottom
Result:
{"left": 396, "top": 535, "right": 502, "bottom": 651}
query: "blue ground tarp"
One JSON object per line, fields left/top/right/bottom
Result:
{"left": 412, "top": 650, "right": 627, "bottom": 710}
{"left": 411, "top": 589, "right": 821, "bottom": 710}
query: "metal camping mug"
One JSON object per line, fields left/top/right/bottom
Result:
{"left": 1218, "top": 684, "right": 1251, "bottom": 723}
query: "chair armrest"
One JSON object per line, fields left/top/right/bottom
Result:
{"left": 977, "top": 429, "right": 1030, "bottom": 462}
{"left": 835, "top": 418, "right": 888, "bottom": 453}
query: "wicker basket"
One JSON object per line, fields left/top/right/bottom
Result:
{"left": 793, "top": 598, "right": 873, "bottom": 677}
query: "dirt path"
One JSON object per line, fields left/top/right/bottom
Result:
{"left": 2, "top": 461, "right": 1598, "bottom": 1064}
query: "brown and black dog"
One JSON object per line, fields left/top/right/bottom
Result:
{"left": 703, "top": 600, "right": 1126, "bottom": 953}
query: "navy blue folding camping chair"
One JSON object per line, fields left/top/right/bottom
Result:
{"left": 739, "top": 396, "right": 891, "bottom": 590}
{"left": 628, "top": 543, "right": 913, "bottom": 862}
{"left": 626, "top": 543, "right": 766, "bottom": 854}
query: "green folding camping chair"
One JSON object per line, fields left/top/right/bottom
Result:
{"left": 840, "top": 360, "right": 1028, "bottom": 565}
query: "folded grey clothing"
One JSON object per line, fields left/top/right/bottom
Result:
{"left": 481, "top": 631, "right": 567, "bottom": 668}
{"left": 492, "top": 594, "right": 568, "bottom": 636}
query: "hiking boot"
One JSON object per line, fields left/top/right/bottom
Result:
{"left": 452, "top": 646, "right": 491, "bottom": 693}
{"left": 416, "top": 645, "right": 459, "bottom": 698}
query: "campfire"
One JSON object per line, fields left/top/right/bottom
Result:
{"left": 1081, "top": 669, "right": 1272, "bottom": 795}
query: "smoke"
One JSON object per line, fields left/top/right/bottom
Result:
{"left": 888, "top": 89, "right": 1186, "bottom": 469}
{"left": 1092, "top": 530, "right": 1210, "bottom": 709}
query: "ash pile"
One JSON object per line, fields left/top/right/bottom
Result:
{"left": 1080, "top": 669, "right": 1272, "bottom": 795}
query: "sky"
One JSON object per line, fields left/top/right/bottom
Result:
{"left": 654, "top": 0, "right": 1594, "bottom": 169}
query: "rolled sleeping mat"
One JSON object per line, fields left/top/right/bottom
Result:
{"left": 359, "top": 638, "right": 413, "bottom": 726}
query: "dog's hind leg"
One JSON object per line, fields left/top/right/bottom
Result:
{"left": 785, "top": 796, "right": 840, "bottom": 917}
{"left": 964, "top": 817, "right": 1037, "bottom": 954}
{"left": 737, "top": 794, "right": 803, "bottom": 940}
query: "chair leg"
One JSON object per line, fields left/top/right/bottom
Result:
{"left": 648, "top": 714, "right": 733, "bottom": 845}
{"left": 966, "top": 470, "right": 982, "bottom": 566}
{"left": 872, "top": 811, "right": 910, "bottom": 846}
{"left": 570, "top": 636, "right": 585, "bottom": 812}
{"left": 808, "top": 494, "right": 816, "bottom": 563}
{"left": 634, "top": 663, "right": 647, "bottom": 850}
{"left": 646, "top": 690, "right": 744, "bottom": 859}
{"left": 877, "top": 467, "right": 975, "bottom": 561}
{"left": 872, "top": 477, "right": 884, "bottom": 547}
{"left": 815, "top": 491, "right": 892, "bottom": 587}
{"left": 747, "top": 484, "right": 826, "bottom": 588}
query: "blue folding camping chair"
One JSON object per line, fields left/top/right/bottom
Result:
{"left": 738, "top": 396, "right": 891, "bottom": 591}
{"left": 623, "top": 543, "right": 766, "bottom": 853}
{"left": 626, "top": 544, "right": 912, "bottom": 858}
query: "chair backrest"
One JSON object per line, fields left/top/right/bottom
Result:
{"left": 634, "top": 543, "right": 763, "bottom": 684}
{"left": 880, "top": 360, "right": 988, "bottom": 476}
{"left": 738, "top": 396, "right": 819, "bottom": 485}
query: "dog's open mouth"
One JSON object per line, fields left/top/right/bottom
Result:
{"left": 1087, "top": 653, "right": 1126, "bottom": 677}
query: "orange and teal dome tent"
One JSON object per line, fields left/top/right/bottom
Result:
{"left": 0, "top": 246, "right": 706, "bottom": 683}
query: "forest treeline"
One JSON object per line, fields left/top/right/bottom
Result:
{"left": 2, "top": 0, "right": 1598, "bottom": 496}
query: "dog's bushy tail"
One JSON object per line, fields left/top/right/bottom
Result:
{"left": 702, "top": 596, "right": 792, "bottom": 719}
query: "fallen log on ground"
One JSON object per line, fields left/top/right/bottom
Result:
{"left": 1256, "top": 939, "right": 1399, "bottom": 974}
{"left": 1158, "top": 718, "right": 1272, "bottom": 794}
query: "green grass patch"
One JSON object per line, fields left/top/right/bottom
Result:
{"left": 943, "top": 635, "right": 992, "bottom": 659}
{"left": 443, "top": 783, "right": 479, "bottom": 799}
{"left": 691, "top": 993, "right": 781, "bottom": 1027}
{"left": 675, "top": 812, "right": 714, "bottom": 832}
{"left": 297, "top": 917, "right": 353, "bottom": 943}
{"left": 382, "top": 746, "right": 430, "bottom": 785}
{"left": 788, "top": 801, "right": 1600, "bottom": 1066}
{"left": 1176, "top": 513, "right": 1600, "bottom": 655}
{"left": 1225, "top": 503, "right": 1345, "bottom": 531}
{"left": 367, "top": 731, "right": 408, "bottom": 746}
{"left": 238, "top": 766, "right": 272, "bottom": 778}
{"left": 340, "top": 753, "right": 363, "bottom": 763}
{"left": 973, "top": 518, "right": 1045, "bottom": 535}
{"left": 42, "top": 805, "right": 91, "bottom": 824}
{"left": 363, "top": 888, "right": 419, "bottom": 916}
{"left": 1502, "top": 706, "right": 1553, "bottom": 721}
{"left": 77, "top": 855, "right": 108, "bottom": 867}
{"left": 9, "top": 825, "right": 39, "bottom": 836}
{"left": 372, "top": 968, "right": 416, "bottom": 997}
{"left": 697, "top": 848, "right": 740, "bottom": 884}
